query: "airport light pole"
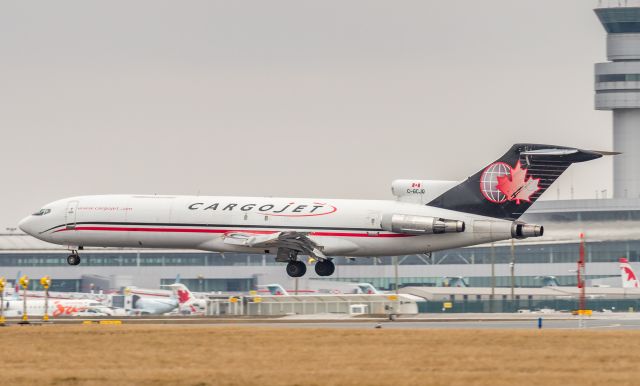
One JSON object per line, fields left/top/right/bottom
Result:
{"left": 19, "top": 275, "right": 29, "bottom": 323}
{"left": 198, "top": 275, "right": 204, "bottom": 292}
{"left": 40, "top": 276, "right": 51, "bottom": 322}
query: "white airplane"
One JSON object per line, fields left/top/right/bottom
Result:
{"left": 130, "top": 296, "right": 177, "bottom": 315}
{"left": 2, "top": 298, "right": 109, "bottom": 318}
{"left": 18, "top": 144, "right": 608, "bottom": 278}
{"left": 257, "top": 282, "right": 380, "bottom": 295}
{"left": 121, "top": 287, "right": 178, "bottom": 315}
{"left": 258, "top": 284, "right": 291, "bottom": 296}
{"left": 356, "top": 283, "right": 381, "bottom": 294}
{"left": 165, "top": 283, "right": 206, "bottom": 313}
{"left": 120, "top": 283, "right": 205, "bottom": 314}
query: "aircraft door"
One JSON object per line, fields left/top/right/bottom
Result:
{"left": 65, "top": 200, "right": 78, "bottom": 229}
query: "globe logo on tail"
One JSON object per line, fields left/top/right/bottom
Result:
{"left": 480, "top": 161, "right": 541, "bottom": 204}
{"left": 480, "top": 162, "right": 510, "bottom": 203}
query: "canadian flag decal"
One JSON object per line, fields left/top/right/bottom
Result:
{"left": 496, "top": 161, "right": 541, "bottom": 204}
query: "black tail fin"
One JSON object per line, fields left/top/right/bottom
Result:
{"left": 427, "top": 144, "right": 607, "bottom": 220}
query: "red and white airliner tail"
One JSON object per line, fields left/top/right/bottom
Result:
{"left": 18, "top": 144, "right": 610, "bottom": 278}
{"left": 620, "top": 258, "right": 640, "bottom": 288}
{"left": 166, "top": 283, "right": 206, "bottom": 312}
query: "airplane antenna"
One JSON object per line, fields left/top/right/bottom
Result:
{"left": 571, "top": 185, "right": 574, "bottom": 199}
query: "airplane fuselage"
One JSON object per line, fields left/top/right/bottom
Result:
{"left": 19, "top": 194, "right": 517, "bottom": 257}
{"left": 2, "top": 298, "right": 105, "bottom": 317}
{"left": 16, "top": 143, "right": 607, "bottom": 277}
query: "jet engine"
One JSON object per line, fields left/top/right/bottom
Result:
{"left": 381, "top": 214, "right": 465, "bottom": 235}
{"left": 511, "top": 222, "right": 544, "bottom": 239}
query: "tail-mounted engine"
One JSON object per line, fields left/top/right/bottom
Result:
{"left": 381, "top": 214, "right": 465, "bottom": 235}
{"left": 391, "top": 180, "right": 459, "bottom": 204}
{"left": 511, "top": 222, "right": 544, "bottom": 239}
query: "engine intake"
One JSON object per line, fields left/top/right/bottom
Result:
{"left": 511, "top": 222, "right": 544, "bottom": 239}
{"left": 382, "top": 214, "right": 465, "bottom": 235}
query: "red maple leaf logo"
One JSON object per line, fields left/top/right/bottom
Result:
{"left": 623, "top": 267, "right": 638, "bottom": 284}
{"left": 496, "top": 161, "right": 541, "bottom": 204}
{"left": 177, "top": 290, "right": 191, "bottom": 304}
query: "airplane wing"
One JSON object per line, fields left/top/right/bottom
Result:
{"left": 223, "top": 231, "right": 327, "bottom": 260}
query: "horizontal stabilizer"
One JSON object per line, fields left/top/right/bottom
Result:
{"left": 589, "top": 150, "right": 621, "bottom": 156}
{"left": 521, "top": 148, "right": 619, "bottom": 160}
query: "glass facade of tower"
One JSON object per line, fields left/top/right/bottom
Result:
{"left": 596, "top": 7, "right": 640, "bottom": 33}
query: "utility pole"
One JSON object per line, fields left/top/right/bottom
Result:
{"left": 490, "top": 243, "right": 496, "bottom": 312}
{"left": 510, "top": 239, "right": 516, "bottom": 303}
{"left": 394, "top": 255, "right": 399, "bottom": 295}
{"left": 578, "top": 233, "right": 586, "bottom": 312}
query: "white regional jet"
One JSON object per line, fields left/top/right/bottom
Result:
{"left": 126, "top": 283, "right": 205, "bottom": 314}
{"left": 18, "top": 144, "right": 609, "bottom": 278}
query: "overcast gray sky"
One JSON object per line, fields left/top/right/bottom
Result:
{"left": 0, "top": 1, "right": 612, "bottom": 228}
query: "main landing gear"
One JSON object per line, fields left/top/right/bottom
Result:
{"left": 284, "top": 259, "right": 335, "bottom": 278}
{"left": 67, "top": 250, "right": 81, "bottom": 266}
{"left": 278, "top": 247, "right": 335, "bottom": 278}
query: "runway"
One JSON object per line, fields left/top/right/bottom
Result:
{"left": 218, "top": 319, "right": 640, "bottom": 330}
{"left": 6, "top": 313, "right": 640, "bottom": 330}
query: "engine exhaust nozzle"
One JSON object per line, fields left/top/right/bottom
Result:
{"left": 511, "top": 222, "right": 544, "bottom": 239}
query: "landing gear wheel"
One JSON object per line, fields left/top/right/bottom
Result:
{"left": 67, "top": 254, "right": 81, "bottom": 266}
{"left": 286, "top": 261, "right": 307, "bottom": 277}
{"left": 315, "top": 260, "right": 335, "bottom": 277}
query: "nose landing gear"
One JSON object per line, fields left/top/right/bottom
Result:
{"left": 66, "top": 250, "right": 81, "bottom": 266}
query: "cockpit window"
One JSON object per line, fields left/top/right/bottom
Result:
{"left": 32, "top": 209, "right": 51, "bottom": 216}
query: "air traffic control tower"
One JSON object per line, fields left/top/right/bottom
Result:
{"left": 595, "top": 2, "right": 640, "bottom": 198}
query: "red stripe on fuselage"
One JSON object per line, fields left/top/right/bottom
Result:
{"left": 53, "top": 226, "right": 412, "bottom": 238}
{"left": 309, "top": 231, "right": 408, "bottom": 238}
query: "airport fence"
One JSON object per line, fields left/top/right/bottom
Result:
{"left": 205, "top": 294, "right": 417, "bottom": 316}
{"left": 419, "top": 298, "right": 640, "bottom": 313}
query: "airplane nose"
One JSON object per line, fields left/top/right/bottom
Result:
{"left": 18, "top": 216, "right": 34, "bottom": 235}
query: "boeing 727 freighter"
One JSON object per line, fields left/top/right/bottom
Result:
{"left": 18, "top": 144, "right": 610, "bottom": 277}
